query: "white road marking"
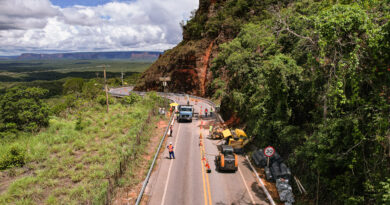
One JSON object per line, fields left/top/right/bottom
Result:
{"left": 238, "top": 167, "right": 256, "bottom": 204}
{"left": 246, "top": 156, "right": 276, "bottom": 205}
{"left": 160, "top": 118, "right": 181, "bottom": 205}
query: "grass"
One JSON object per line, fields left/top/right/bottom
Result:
{"left": 0, "top": 93, "right": 167, "bottom": 204}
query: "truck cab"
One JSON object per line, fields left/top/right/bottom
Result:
{"left": 177, "top": 105, "right": 193, "bottom": 122}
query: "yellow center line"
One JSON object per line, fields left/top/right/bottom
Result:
{"left": 200, "top": 120, "right": 213, "bottom": 205}
{"left": 203, "top": 145, "right": 213, "bottom": 205}
{"left": 199, "top": 141, "right": 208, "bottom": 205}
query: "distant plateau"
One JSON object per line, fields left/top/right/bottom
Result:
{"left": 0, "top": 51, "right": 162, "bottom": 61}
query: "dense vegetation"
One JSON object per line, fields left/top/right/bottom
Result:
{"left": 0, "top": 87, "right": 50, "bottom": 136}
{"left": 205, "top": 0, "right": 389, "bottom": 204}
{"left": 0, "top": 84, "right": 166, "bottom": 203}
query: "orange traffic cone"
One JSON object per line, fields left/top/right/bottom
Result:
{"left": 199, "top": 133, "right": 203, "bottom": 139}
{"left": 206, "top": 161, "right": 211, "bottom": 173}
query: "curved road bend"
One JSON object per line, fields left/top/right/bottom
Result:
{"left": 109, "top": 88, "right": 270, "bottom": 205}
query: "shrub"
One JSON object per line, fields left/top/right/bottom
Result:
{"left": 0, "top": 144, "right": 26, "bottom": 170}
{"left": 97, "top": 95, "right": 114, "bottom": 106}
{"left": 121, "top": 93, "right": 141, "bottom": 105}
{"left": 51, "top": 103, "right": 67, "bottom": 116}
{"left": 63, "top": 78, "right": 84, "bottom": 95}
{"left": 75, "top": 115, "right": 84, "bottom": 131}
{"left": 82, "top": 79, "right": 103, "bottom": 99}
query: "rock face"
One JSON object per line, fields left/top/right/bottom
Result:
{"left": 135, "top": 0, "right": 237, "bottom": 96}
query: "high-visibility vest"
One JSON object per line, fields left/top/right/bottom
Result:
{"left": 168, "top": 145, "right": 173, "bottom": 152}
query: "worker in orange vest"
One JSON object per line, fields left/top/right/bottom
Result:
{"left": 167, "top": 142, "right": 175, "bottom": 159}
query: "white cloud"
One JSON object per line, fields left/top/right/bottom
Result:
{"left": 0, "top": 0, "right": 59, "bottom": 30}
{"left": 0, "top": 0, "right": 198, "bottom": 55}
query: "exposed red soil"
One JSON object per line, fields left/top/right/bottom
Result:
{"left": 255, "top": 168, "right": 280, "bottom": 200}
{"left": 224, "top": 112, "right": 241, "bottom": 127}
{"left": 199, "top": 41, "right": 214, "bottom": 96}
{"left": 171, "top": 69, "right": 200, "bottom": 94}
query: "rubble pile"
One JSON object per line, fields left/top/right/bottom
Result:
{"left": 252, "top": 148, "right": 295, "bottom": 204}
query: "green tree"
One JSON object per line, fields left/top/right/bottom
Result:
{"left": 82, "top": 79, "right": 103, "bottom": 99}
{"left": 63, "top": 78, "right": 84, "bottom": 96}
{"left": 0, "top": 87, "right": 50, "bottom": 133}
{"left": 211, "top": 2, "right": 389, "bottom": 203}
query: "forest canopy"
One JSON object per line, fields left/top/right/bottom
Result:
{"left": 209, "top": 0, "right": 389, "bottom": 203}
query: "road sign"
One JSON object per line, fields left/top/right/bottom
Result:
{"left": 264, "top": 146, "right": 275, "bottom": 157}
{"left": 159, "top": 77, "right": 171, "bottom": 81}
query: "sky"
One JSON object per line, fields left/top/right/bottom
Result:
{"left": 0, "top": 0, "right": 198, "bottom": 56}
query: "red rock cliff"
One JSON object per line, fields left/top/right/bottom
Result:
{"left": 135, "top": 0, "right": 237, "bottom": 96}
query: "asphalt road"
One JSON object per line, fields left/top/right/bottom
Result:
{"left": 143, "top": 95, "right": 270, "bottom": 205}
{"left": 109, "top": 88, "right": 270, "bottom": 205}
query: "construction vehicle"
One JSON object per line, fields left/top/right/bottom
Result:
{"left": 222, "top": 128, "right": 250, "bottom": 153}
{"left": 209, "top": 123, "right": 225, "bottom": 139}
{"left": 215, "top": 145, "right": 238, "bottom": 172}
{"left": 177, "top": 105, "right": 193, "bottom": 122}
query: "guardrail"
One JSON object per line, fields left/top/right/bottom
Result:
{"left": 134, "top": 98, "right": 175, "bottom": 205}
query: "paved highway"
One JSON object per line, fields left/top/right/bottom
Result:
{"left": 109, "top": 88, "right": 271, "bottom": 205}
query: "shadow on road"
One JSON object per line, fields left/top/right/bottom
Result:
{"left": 215, "top": 189, "right": 257, "bottom": 205}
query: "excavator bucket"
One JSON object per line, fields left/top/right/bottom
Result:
{"left": 234, "top": 129, "right": 247, "bottom": 138}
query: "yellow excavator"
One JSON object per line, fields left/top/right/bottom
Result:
{"left": 221, "top": 128, "right": 250, "bottom": 153}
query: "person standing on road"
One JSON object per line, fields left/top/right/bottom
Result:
{"left": 167, "top": 142, "right": 175, "bottom": 159}
{"left": 169, "top": 125, "right": 173, "bottom": 137}
{"left": 205, "top": 108, "right": 208, "bottom": 117}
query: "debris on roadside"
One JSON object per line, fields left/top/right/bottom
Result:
{"left": 252, "top": 148, "right": 295, "bottom": 204}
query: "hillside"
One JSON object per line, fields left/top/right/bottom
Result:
{"left": 0, "top": 85, "right": 168, "bottom": 204}
{"left": 136, "top": 0, "right": 390, "bottom": 204}
{"left": 135, "top": 0, "right": 251, "bottom": 95}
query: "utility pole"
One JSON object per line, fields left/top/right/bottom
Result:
{"left": 97, "top": 64, "right": 111, "bottom": 113}
{"left": 121, "top": 70, "right": 124, "bottom": 86}
{"left": 104, "top": 65, "right": 109, "bottom": 113}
